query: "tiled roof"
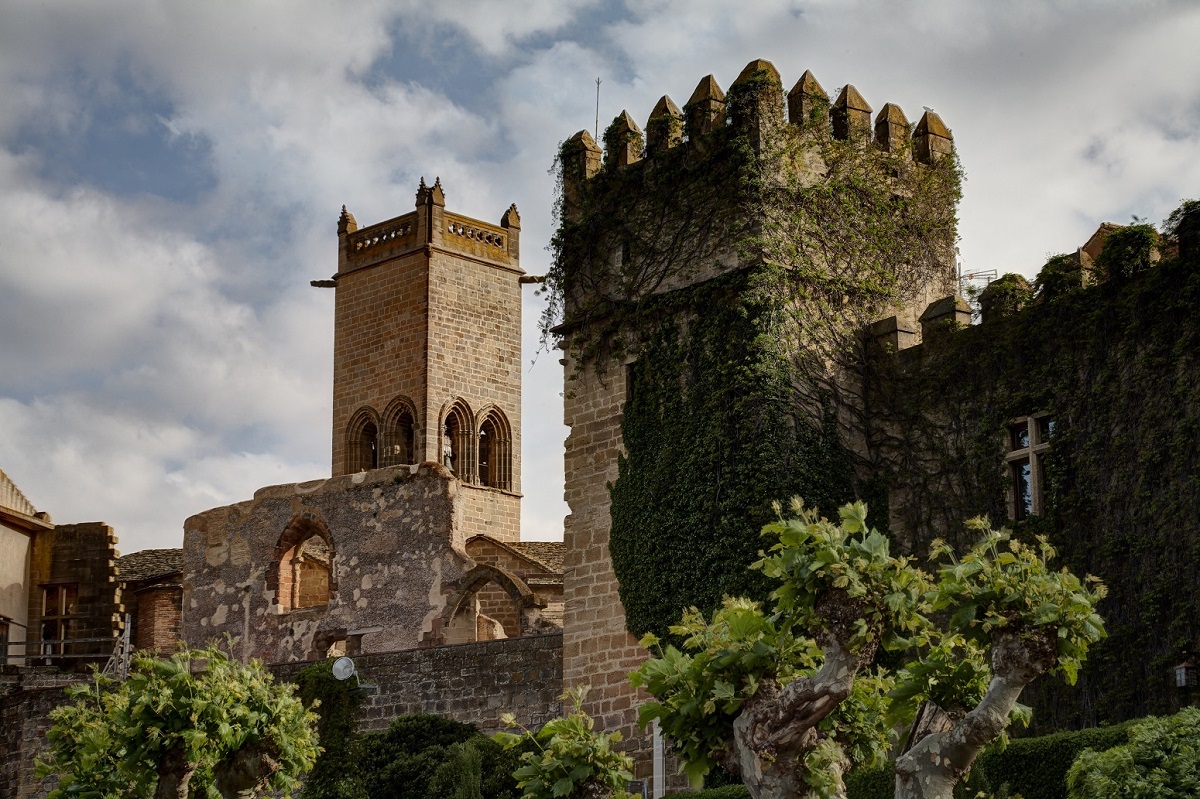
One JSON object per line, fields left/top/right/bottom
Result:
{"left": 510, "top": 541, "right": 565, "bottom": 574}
{"left": 0, "top": 467, "right": 39, "bottom": 518}
{"left": 117, "top": 548, "right": 183, "bottom": 583}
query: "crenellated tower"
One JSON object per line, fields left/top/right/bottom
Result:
{"left": 552, "top": 59, "right": 960, "bottom": 788}
{"left": 324, "top": 178, "right": 524, "bottom": 542}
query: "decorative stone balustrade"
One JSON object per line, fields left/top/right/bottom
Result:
{"left": 444, "top": 213, "right": 508, "bottom": 256}
{"left": 348, "top": 212, "right": 418, "bottom": 256}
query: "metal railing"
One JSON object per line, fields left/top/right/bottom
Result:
{"left": 2, "top": 614, "right": 132, "bottom": 677}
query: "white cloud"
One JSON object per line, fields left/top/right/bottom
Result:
{"left": 2, "top": 0, "right": 1200, "bottom": 556}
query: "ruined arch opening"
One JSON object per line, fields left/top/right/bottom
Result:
{"left": 441, "top": 400, "right": 474, "bottom": 482}
{"left": 440, "top": 564, "right": 542, "bottom": 645}
{"left": 346, "top": 407, "right": 380, "bottom": 473}
{"left": 478, "top": 407, "right": 513, "bottom": 491}
{"left": 270, "top": 516, "right": 336, "bottom": 612}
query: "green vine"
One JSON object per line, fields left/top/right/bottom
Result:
{"left": 871, "top": 201, "right": 1200, "bottom": 732}
{"left": 546, "top": 70, "right": 962, "bottom": 642}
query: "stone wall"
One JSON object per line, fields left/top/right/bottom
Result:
{"left": 27, "top": 522, "right": 121, "bottom": 668}
{"left": 0, "top": 635, "right": 562, "bottom": 799}
{"left": 182, "top": 464, "right": 473, "bottom": 663}
{"left": 560, "top": 356, "right": 655, "bottom": 777}
{"left": 272, "top": 633, "right": 564, "bottom": 735}
{"left": 0, "top": 669, "right": 86, "bottom": 799}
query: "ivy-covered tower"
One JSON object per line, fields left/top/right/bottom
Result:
{"left": 549, "top": 58, "right": 960, "bottom": 782}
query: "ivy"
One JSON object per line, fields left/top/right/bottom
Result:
{"left": 294, "top": 661, "right": 367, "bottom": 799}
{"left": 872, "top": 199, "right": 1200, "bottom": 732}
{"left": 609, "top": 269, "right": 860, "bottom": 639}
{"left": 548, "top": 73, "right": 958, "bottom": 639}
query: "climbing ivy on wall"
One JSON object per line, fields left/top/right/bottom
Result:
{"left": 545, "top": 67, "right": 962, "bottom": 640}
{"left": 609, "top": 269, "right": 861, "bottom": 638}
{"left": 871, "top": 205, "right": 1200, "bottom": 732}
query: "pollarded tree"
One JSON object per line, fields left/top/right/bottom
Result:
{"left": 38, "top": 643, "right": 319, "bottom": 799}
{"left": 631, "top": 501, "right": 1106, "bottom": 799}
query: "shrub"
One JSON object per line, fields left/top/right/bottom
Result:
{"left": 1066, "top": 707, "right": 1200, "bottom": 798}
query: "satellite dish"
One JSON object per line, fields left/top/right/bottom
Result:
{"left": 331, "top": 656, "right": 357, "bottom": 681}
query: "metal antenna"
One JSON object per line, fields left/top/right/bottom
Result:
{"left": 595, "top": 77, "right": 602, "bottom": 141}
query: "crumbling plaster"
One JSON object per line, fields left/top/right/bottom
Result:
{"left": 182, "top": 462, "right": 473, "bottom": 663}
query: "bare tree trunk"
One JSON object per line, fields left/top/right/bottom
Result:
{"left": 213, "top": 740, "right": 281, "bottom": 799}
{"left": 154, "top": 745, "right": 197, "bottom": 799}
{"left": 731, "top": 636, "right": 866, "bottom": 799}
{"left": 893, "top": 632, "right": 1056, "bottom": 799}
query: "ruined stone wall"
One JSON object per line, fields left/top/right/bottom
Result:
{"left": 0, "top": 669, "right": 86, "bottom": 799}
{"left": 182, "top": 464, "right": 472, "bottom": 663}
{"left": 464, "top": 537, "right": 564, "bottom": 638}
{"left": 560, "top": 356, "right": 654, "bottom": 776}
{"left": 273, "top": 634, "right": 562, "bottom": 734}
{"left": 27, "top": 523, "right": 121, "bottom": 666}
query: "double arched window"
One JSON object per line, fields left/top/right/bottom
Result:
{"left": 440, "top": 400, "right": 513, "bottom": 489}
{"left": 346, "top": 395, "right": 419, "bottom": 473}
{"left": 345, "top": 396, "right": 512, "bottom": 488}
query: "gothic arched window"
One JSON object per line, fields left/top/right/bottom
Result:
{"left": 442, "top": 400, "right": 474, "bottom": 482}
{"left": 381, "top": 396, "right": 418, "bottom": 467}
{"left": 478, "top": 407, "right": 513, "bottom": 491}
{"left": 346, "top": 407, "right": 380, "bottom": 473}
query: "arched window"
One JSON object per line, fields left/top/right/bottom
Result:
{"left": 441, "top": 400, "right": 474, "bottom": 482}
{"left": 477, "top": 407, "right": 513, "bottom": 491}
{"left": 271, "top": 516, "right": 336, "bottom": 612}
{"left": 381, "top": 396, "right": 418, "bottom": 467}
{"left": 346, "top": 407, "right": 380, "bottom": 472}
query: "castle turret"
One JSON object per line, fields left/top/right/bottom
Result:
{"left": 833, "top": 84, "right": 873, "bottom": 142}
{"left": 684, "top": 74, "right": 726, "bottom": 139}
{"left": 787, "top": 69, "right": 829, "bottom": 130}
{"left": 645, "top": 95, "right": 684, "bottom": 155}
{"left": 874, "top": 102, "right": 910, "bottom": 153}
{"left": 555, "top": 63, "right": 961, "bottom": 791}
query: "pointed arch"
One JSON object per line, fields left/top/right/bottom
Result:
{"left": 268, "top": 513, "right": 337, "bottom": 611}
{"left": 380, "top": 395, "right": 418, "bottom": 467}
{"left": 345, "top": 406, "right": 381, "bottom": 473}
{"left": 477, "top": 405, "right": 513, "bottom": 491}
{"left": 431, "top": 563, "right": 546, "bottom": 645}
{"left": 440, "top": 399, "right": 475, "bottom": 483}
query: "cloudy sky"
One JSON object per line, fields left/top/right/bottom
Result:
{"left": 1, "top": 0, "right": 1198, "bottom": 554}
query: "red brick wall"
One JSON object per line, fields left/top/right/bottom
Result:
{"left": 134, "top": 586, "right": 181, "bottom": 652}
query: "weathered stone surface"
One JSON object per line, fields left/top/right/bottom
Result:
{"left": 182, "top": 463, "right": 473, "bottom": 663}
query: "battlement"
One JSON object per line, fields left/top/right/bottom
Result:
{"left": 561, "top": 57, "right": 953, "bottom": 184}
{"left": 338, "top": 177, "right": 521, "bottom": 276}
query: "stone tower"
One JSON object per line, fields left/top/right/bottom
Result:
{"left": 327, "top": 178, "right": 524, "bottom": 542}
{"left": 554, "top": 59, "right": 958, "bottom": 783}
